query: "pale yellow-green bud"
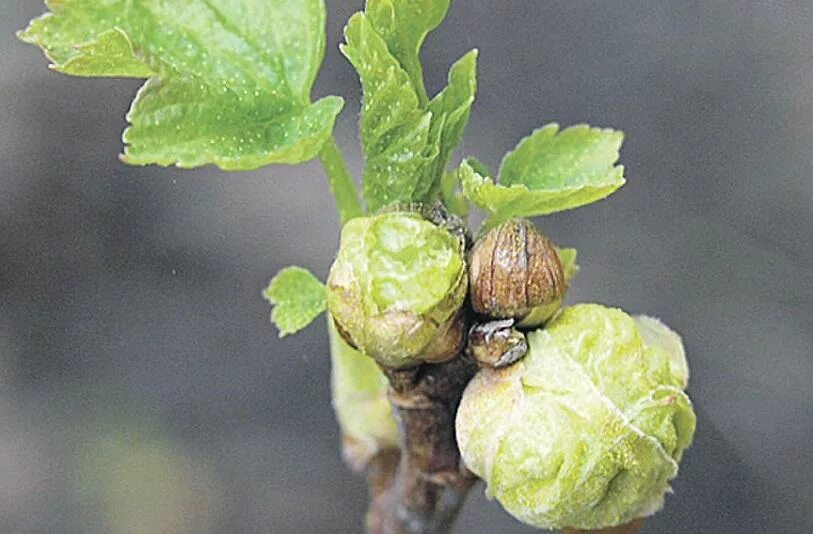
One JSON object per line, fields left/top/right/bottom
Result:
{"left": 456, "top": 304, "right": 696, "bottom": 530}
{"left": 326, "top": 211, "right": 468, "bottom": 369}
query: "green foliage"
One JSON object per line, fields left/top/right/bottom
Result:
{"left": 365, "top": 0, "right": 451, "bottom": 105}
{"left": 263, "top": 267, "right": 326, "bottom": 337}
{"left": 341, "top": 12, "right": 433, "bottom": 211}
{"left": 19, "top": 3, "right": 694, "bottom": 530}
{"left": 428, "top": 50, "right": 478, "bottom": 204}
{"left": 341, "top": 1, "right": 477, "bottom": 212}
{"left": 460, "top": 124, "right": 626, "bottom": 224}
{"left": 556, "top": 247, "right": 579, "bottom": 284}
{"left": 19, "top": 0, "right": 343, "bottom": 170}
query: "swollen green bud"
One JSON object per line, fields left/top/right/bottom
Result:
{"left": 469, "top": 219, "right": 566, "bottom": 327}
{"left": 327, "top": 211, "right": 468, "bottom": 369}
{"left": 328, "top": 318, "right": 398, "bottom": 471}
{"left": 456, "top": 304, "right": 696, "bottom": 530}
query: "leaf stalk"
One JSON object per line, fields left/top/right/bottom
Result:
{"left": 319, "top": 136, "right": 364, "bottom": 224}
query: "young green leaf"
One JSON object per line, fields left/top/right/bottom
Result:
{"left": 263, "top": 267, "right": 327, "bottom": 337}
{"left": 429, "top": 50, "right": 478, "bottom": 203}
{"left": 19, "top": 0, "right": 343, "bottom": 171}
{"left": 365, "top": 0, "right": 451, "bottom": 104}
{"left": 341, "top": 12, "right": 435, "bottom": 212}
{"left": 342, "top": 5, "right": 477, "bottom": 212}
{"left": 460, "top": 124, "right": 625, "bottom": 223}
{"left": 463, "top": 156, "right": 494, "bottom": 179}
{"left": 440, "top": 171, "right": 469, "bottom": 217}
{"left": 556, "top": 247, "right": 579, "bottom": 284}
{"left": 500, "top": 123, "right": 624, "bottom": 189}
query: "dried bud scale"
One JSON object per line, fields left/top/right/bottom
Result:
{"left": 469, "top": 219, "right": 566, "bottom": 327}
{"left": 467, "top": 319, "right": 528, "bottom": 368}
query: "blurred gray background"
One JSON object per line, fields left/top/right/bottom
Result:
{"left": 1, "top": 1, "right": 812, "bottom": 532}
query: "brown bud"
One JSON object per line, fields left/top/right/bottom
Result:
{"left": 467, "top": 319, "right": 527, "bottom": 368}
{"left": 469, "top": 219, "right": 565, "bottom": 327}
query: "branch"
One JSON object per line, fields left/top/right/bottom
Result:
{"left": 369, "top": 356, "right": 479, "bottom": 534}
{"left": 365, "top": 448, "right": 400, "bottom": 532}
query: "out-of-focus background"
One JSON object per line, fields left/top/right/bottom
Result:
{"left": 1, "top": 1, "right": 811, "bottom": 532}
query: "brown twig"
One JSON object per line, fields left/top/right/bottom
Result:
{"left": 365, "top": 448, "right": 401, "bottom": 532}
{"left": 367, "top": 356, "right": 479, "bottom": 534}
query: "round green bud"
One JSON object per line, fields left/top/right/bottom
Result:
{"left": 455, "top": 304, "right": 696, "bottom": 530}
{"left": 327, "top": 211, "right": 468, "bottom": 369}
{"left": 328, "top": 318, "right": 398, "bottom": 471}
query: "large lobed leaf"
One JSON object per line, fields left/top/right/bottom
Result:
{"left": 342, "top": 1, "right": 477, "bottom": 212}
{"left": 19, "top": 0, "right": 343, "bottom": 170}
{"left": 460, "top": 124, "right": 626, "bottom": 223}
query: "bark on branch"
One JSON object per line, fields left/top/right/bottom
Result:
{"left": 367, "top": 356, "right": 478, "bottom": 534}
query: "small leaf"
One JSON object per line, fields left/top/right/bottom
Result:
{"left": 464, "top": 156, "right": 493, "bottom": 178}
{"left": 342, "top": 8, "right": 476, "bottom": 212}
{"left": 341, "top": 12, "right": 435, "bottom": 212}
{"left": 556, "top": 247, "right": 579, "bottom": 284}
{"left": 19, "top": 0, "right": 342, "bottom": 171}
{"left": 366, "top": 0, "right": 451, "bottom": 104}
{"left": 500, "top": 123, "right": 625, "bottom": 190}
{"left": 429, "top": 49, "right": 478, "bottom": 202}
{"left": 263, "top": 267, "right": 326, "bottom": 337}
{"left": 460, "top": 124, "right": 625, "bottom": 222}
{"left": 440, "top": 171, "right": 469, "bottom": 217}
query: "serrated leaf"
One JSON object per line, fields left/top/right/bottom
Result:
{"left": 500, "top": 123, "right": 625, "bottom": 190}
{"left": 342, "top": 7, "right": 476, "bottom": 212}
{"left": 365, "top": 0, "right": 477, "bottom": 206}
{"left": 123, "top": 83, "right": 343, "bottom": 170}
{"left": 460, "top": 124, "right": 626, "bottom": 221}
{"left": 429, "top": 51, "right": 478, "bottom": 148}
{"left": 19, "top": 0, "right": 342, "bottom": 171}
{"left": 365, "top": 0, "right": 451, "bottom": 104}
{"left": 263, "top": 267, "right": 326, "bottom": 337}
{"left": 429, "top": 49, "right": 478, "bottom": 204}
{"left": 341, "top": 12, "right": 435, "bottom": 212}
{"left": 56, "top": 28, "right": 154, "bottom": 78}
